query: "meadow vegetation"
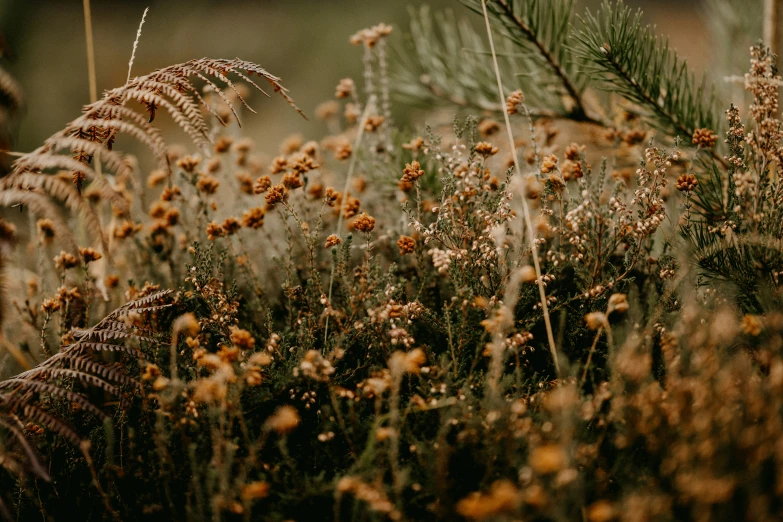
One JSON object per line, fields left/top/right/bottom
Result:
{"left": 0, "top": 1, "right": 781, "bottom": 520}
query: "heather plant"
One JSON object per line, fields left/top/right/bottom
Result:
{"left": 1, "top": 1, "right": 783, "bottom": 521}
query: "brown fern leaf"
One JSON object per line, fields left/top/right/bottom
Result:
{"left": 3, "top": 58, "right": 300, "bottom": 248}
{"left": 0, "top": 289, "right": 173, "bottom": 487}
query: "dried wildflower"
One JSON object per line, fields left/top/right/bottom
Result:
{"left": 519, "top": 265, "right": 537, "bottom": 283}
{"left": 282, "top": 171, "right": 303, "bottom": 190}
{"left": 300, "top": 141, "right": 318, "bottom": 158}
{"left": 265, "top": 405, "right": 300, "bottom": 434}
{"left": 290, "top": 153, "right": 319, "bottom": 174}
{"left": 37, "top": 219, "right": 55, "bottom": 242}
{"left": 587, "top": 501, "right": 616, "bottom": 522}
{"left": 235, "top": 171, "right": 254, "bottom": 194}
{"left": 230, "top": 328, "right": 255, "bottom": 351}
{"left": 280, "top": 134, "right": 303, "bottom": 155}
{"left": 474, "top": 141, "right": 499, "bottom": 158}
{"left": 265, "top": 184, "right": 288, "bottom": 206}
{"left": 585, "top": 312, "right": 608, "bottom": 330}
{"left": 253, "top": 175, "right": 272, "bottom": 195}
{"left": 741, "top": 314, "right": 763, "bottom": 336}
{"left": 344, "top": 103, "right": 360, "bottom": 125}
{"left": 325, "top": 187, "right": 339, "bottom": 206}
{"left": 564, "top": 142, "right": 586, "bottom": 161}
{"left": 241, "top": 482, "right": 270, "bottom": 501}
{"left": 506, "top": 89, "right": 524, "bottom": 114}
{"left": 335, "top": 78, "right": 355, "bottom": 99}
{"left": 364, "top": 116, "right": 385, "bottom": 132}
{"left": 307, "top": 182, "right": 324, "bottom": 200}
{"left": 315, "top": 100, "right": 339, "bottom": 120}
{"left": 402, "top": 136, "right": 425, "bottom": 153}
{"left": 342, "top": 195, "right": 361, "bottom": 218}
{"left": 269, "top": 155, "right": 288, "bottom": 174}
{"left": 401, "top": 160, "right": 425, "bottom": 183}
{"left": 352, "top": 177, "right": 367, "bottom": 194}
{"left": 147, "top": 169, "right": 167, "bottom": 188}
{"left": 54, "top": 251, "right": 79, "bottom": 270}
{"left": 242, "top": 207, "right": 265, "bottom": 229}
{"left": 547, "top": 174, "right": 565, "bottom": 193}
{"left": 196, "top": 174, "right": 220, "bottom": 195}
{"left": 524, "top": 175, "right": 543, "bottom": 199}
{"left": 529, "top": 444, "right": 567, "bottom": 474}
{"left": 114, "top": 220, "right": 142, "bottom": 239}
{"left": 78, "top": 247, "right": 102, "bottom": 263}
{"left": 214, "top": 136, "right": 233, "bottom": 153}
{"left": 353, "top": 212, "right": 376, "bottom": 233}
{"left": 205, "top": 156, "right": 222, "bottom": 174}
{"left": 161, "top": 186, "right": 181, "bottom": 201}
{"left": 173, "top": 313, "right": 200, "bottom": 337}
{"left": 218, "top": 344, "right": 240, "bottom": 363}
{"left": 335, "top": 140, "right": 352, "bottom": 160}
{"left": 561, "top": 159, "right": 584, "bottom": 180}
{"left": 206, "top": 221, "right": 226, "bottom": 241}
{"left": 675, "top": 173, "right": 698, "bottom": 192}
{"left": 165, "top": 208, "right": 180, "bottom": 226}
{"left": 397, "top": 235, "right": 415, "bottom": 255}
{"left": 478, "top": 119, "right": 500, "bottom": 137}
{"left": 141, "top": 363, "right": 160, "bottom": 382}
{"left": 105, "top": 275, "right": 119, "bottom": 289}
{"left": 540, "top": 154, "right": 558, "bottom": 173}
{"left": 41, "top": 298, "right": 61, "bottom": 314}
{"left": 325, "top": 234, "right": 341, "bottom": 248}
{"left": 176, "top": 155, "right": 201, "bottom": 173}
{"left": 692, "top": 127, "right": 718, "bottom": 148}
{"left": 149, "top": 201, "right": 167, "bottom": 219}
{"left": 389, "top": 348, "right": 426, "bottom": 374}
{"left": 456, "top": 480, "right": 521, "bottom": 520}
{"left": 607, "top": 293, "right": 629, "bottom": 314}
{"left": 221, "top": 217, "right": 241, "bottom": 236}
{"left": 398, "top": 179, "right": 413, "bottom": 192}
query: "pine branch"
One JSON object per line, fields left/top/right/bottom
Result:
{"left": 573, "top": 0, "right": 725, "bottom": 167}
{"left": 463, "top": 0, "right": 600, "bottom": 124}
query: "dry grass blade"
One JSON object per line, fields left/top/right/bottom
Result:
{"left": 480, "top": 0, "right": 560, "bottom": 377}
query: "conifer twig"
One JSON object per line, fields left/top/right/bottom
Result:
{"left": 480, "top": 0, "right": 560, "bottom": 377}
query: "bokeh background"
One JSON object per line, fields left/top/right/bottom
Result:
{"left": 0, "top": 0, "right": 746, "bottom": 159}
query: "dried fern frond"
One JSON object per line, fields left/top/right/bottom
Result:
{"left": 2, "top": 58, "right": 301, "bottom": 249}
{"left": 0, "top": 289, "right": 173, "bottom": 490}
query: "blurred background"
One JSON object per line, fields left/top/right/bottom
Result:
{"left": 0, "top": 0, "right": 753, "bottom": 159}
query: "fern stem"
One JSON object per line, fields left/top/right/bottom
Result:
{"left": 481, "top": 0, "right": 560, "bottom": 378}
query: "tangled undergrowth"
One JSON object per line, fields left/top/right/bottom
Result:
{"left": 0, "top": 0, "right": 782, "bottom": 520}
